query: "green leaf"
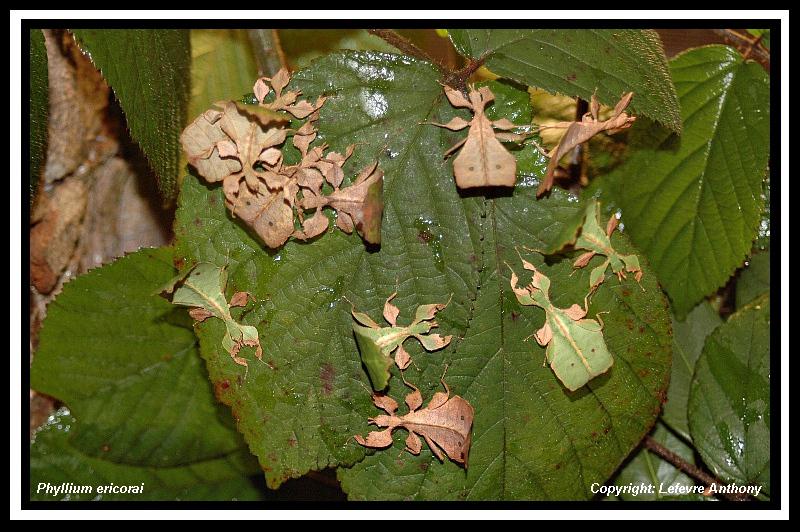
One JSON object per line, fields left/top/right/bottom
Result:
{"left": 30, "top": 408, "right": 265, "bottom": 501}
{"left": 662, "top": 302, "right": 722, "bottom": 440}
{"left": 31, "top": 248, "right": 245, "bottom": 467}
{"left": 71, "top": 29, "right": 190, "bottom": 200}
{"left": 174, "top": 52, "right": 671, "bottom": 499}
{"left": 688, "top": 295, "right": 770, "bottom": 495}
{"left": 755, "top": 171, "right": 770, "bottom": 250}
{"left": 612, "top": 423, "right": 706, "bottom": 501}
{"left": 340, "top": 204, "right": 671, "bottom": 500}
{"left": 189, "top": 29, "right": 258, "bottom": 120}
{"left": 601, "top": 45, "right": 770, "bottom": 318}
{"left": 30, "top": 28, "right": 48, "bottom": 202}
{"left": 447, "top": 29, "right": 681, "bottom": 133}
{"left": 736, "top": 250, "right": 770, "bottom": 309}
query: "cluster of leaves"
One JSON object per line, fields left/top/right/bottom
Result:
{"left": 29, "top": 28, "right": 770, "bottom": 502}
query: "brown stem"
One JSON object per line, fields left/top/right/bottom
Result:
{"left": 367, "top": 29, "right": 446, "bottom": 70}
{"left": 642, "top": 436, "right": 751, "bottom": 502}
{"left": 711, "top": 29, "right": 770, "bottom": 70}
{"left": 247, "top": 29, "right": 286, "bottom": 75}
{"left": 368, "top": 29, "right": 485, "bottom": 90}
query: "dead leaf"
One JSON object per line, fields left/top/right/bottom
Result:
{"left": 429, "top": 85, "right": 526, "bottom": 189}
{"left": 537, "top": 92, "right": 636, "bottom": 197}
{"left": 355, "top": 377, "right": 474, "bottom": 467}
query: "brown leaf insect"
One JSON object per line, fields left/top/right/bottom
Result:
{"left": 355, "top": 371, "right": 474, "bottom": 467}
{"left": 429, "top": 84, "right": 527, "bottom": 189}
{"left": 536, "top": 92, "right": 636, "bottom": 197}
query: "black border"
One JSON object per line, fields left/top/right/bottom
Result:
{"left": 20, "top": 15, "right": 782, "bottom": 512}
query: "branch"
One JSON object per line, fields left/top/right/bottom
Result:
{"left": 642, "top": 436, "right": 751, "bottom": 502}
{"left": 247, "top": 29, "right": 287, "bottom": 75}
{"left": 711, "top": 29, "right": 770, "bottom": 70}
{"left": 368, "top": 29, "right": 485, "bottom": 91}
{"left": 367, "top": 29, "right": 446, "bottom": 71}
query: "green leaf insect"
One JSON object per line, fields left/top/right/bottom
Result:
{"left": 161, "top": 262, "right": 262, "bottom": 367}
{"left": 571, "top": 200, "right": 643, "bottom": 291}
{"left": 351, "top": 293, "right": 452, "bottom": 391}
{"left": 508, "top": 256, "right": 613, "bottom": 391}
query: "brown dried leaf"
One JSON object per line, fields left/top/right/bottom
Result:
{"left": 355, "top": 378, "right": 474, "bottom": 467}
{"left": 537, "top": 92, "right": 636, "bottom": 197}
{"left": 430, "top": 85, "right": 521, "bottom": 189}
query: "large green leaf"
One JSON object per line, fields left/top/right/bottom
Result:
{"left": 602, "top": 45, "right": 770, "bottom": 318}
{"left": 662, "top": 302, "right": 722, "bottom": 440}
{"left": 340, "top": 196, "right": 671, "bottom": 500}
{"left": 30, "top": 408, "right": 264, "bottom": 502}
{"left": 612, "top": 423, "right": 706, "bottom": 501}
{"left": 174, "top": 52, "right": 671, "bottom": 499}
{"left": 71, "top": 29, "right": 190, "bottom": 200}
{"left": 30, "top": 28, "right": 48, "bottom": 202}
{"left": 688, "top": 295, "right": 770, "bottom": 495}
{"left": 30, "top": 247, "right": 245, "bottom": 467}
{"left": 189, "top": 29, "right": 258, "bottom": 120}
{"left": 447, "top": 29, "right": 680, "bottom": 133}
{"left": 736, "top": 249, "right": 770, "bottom": 309}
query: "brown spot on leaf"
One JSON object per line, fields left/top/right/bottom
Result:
{"left": 511, "top": 311, "right": 520, "bottom": 322}
{"left": 639, "top": 369, "right": 650, "bottom": 378}
{"left": 622, "top": 288, "right": 631, "bottom": 297}
{"left": 320, "top": 363, "right": 335, "bottom": 396}
{"left": 101, "top": 444, "right": 110, "bottom": 452}
{"left": 555, "top": 462, "right": 562, "bottom": 470}
{"left": 639, "top": 326, "right": 645, "bottom": 334}
{"left": 419, "top": 462, "right": 429, "bottom": 472}
{"left": 418, "top": 229, "right": 432, "bottom": 243}
{"left": 566, "top": 72, "right": 577, "bottom": 81}
{"left": 288, "top": 437, "right": 297, "bottom": 447}
{"left": 213, "top": 379, "right": 231, "bottom": 400}
{"left": 626, "top": 319, "right": 634, "bottom": 331}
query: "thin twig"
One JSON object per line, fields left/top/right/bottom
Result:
{"left": 711, "top": 29, "right": 770, "bottom": 70}
{"left": 642, "top": 436, "right": 751, "bottom": 502}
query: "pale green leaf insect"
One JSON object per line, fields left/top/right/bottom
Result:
{"left": 161, "top": 262, "right": 262, "bottom": 367}
{"left": 509, "top": 256, "right": 613, "bottom": 391}
{"left": 352, "top": 293, "right": 452, "bottom": 391}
